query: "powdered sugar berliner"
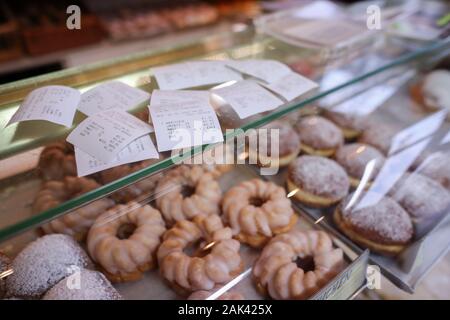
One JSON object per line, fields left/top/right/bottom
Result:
{"left": 33, "top": 176, "right": 114, "bottom": 241}
{"left": 294, "top": 116, "right": 343, "bottom": 157}
{"left": 253, "top": 230, "right": 343, "bottom": 300}
{"left": 322, "top": 110, "right": 367, "bottom": 140}
{"left": 416, "top": 151, "right": 450, "bottom": 191}
{"left": 87, "top": 202, "right": 166, "bottom": 282}
{"left": 222, "top": 179, "right": 297, "bottom": 248}
{"left": 287, "top": 156, "right": 350, "bottom": 208}
{"left": 155, "top": 166, "right": 221, "bottom": 226}
{"left": 157, "top": 215, "right": 242, "bottom": 294}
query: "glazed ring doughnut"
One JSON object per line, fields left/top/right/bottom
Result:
{"left": 87, "top": 202, "right": 166, "bottom": 282}
{"left": 38, "top": 141, "right": 77, "bottom": 181}
{"left": 155, "top": 166, "right": 221, "bottom": 226}
{"left": 33, "top": 176, "right": 114, "bottom": 241}
{"left": 222, "top": 179, "right": 297, "bottom": 248}
{"left": 157, "top": 215, "right": 242, "bottom": 294}
{"left": 100, "top": 159, "right": 162, "bottom": 203}
{"left": 253, "top": 230, "right": 344, "bottom": 300}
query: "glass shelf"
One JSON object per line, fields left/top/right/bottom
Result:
{"left": 0, "top": 23, "right": 449, "bottom": 242}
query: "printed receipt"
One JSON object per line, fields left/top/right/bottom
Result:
{"left": 75, "top": 135, "right": 158, "bottom": 177}
{"left": 211, "top": 80, "right": 284, "bottom": 119}
{"left": 7, "top": 85, "right": 81, "bottom": 127}
{"left": 226, "top": 60, "right": 292, "bottom": 84}
{"left": 264, "top": 72, "right": 318, "bottom": 101}
{"left": 149, "top": 90, "right": 223, "bottom": 152}
{"left": 152, "top": 61, "right": 242, "bottom": 90}
{"left": 67, "top": 109, "right": 153, "bottom": 163}
{"left": 78, "top": 81, "right": 150, "bottom": 116}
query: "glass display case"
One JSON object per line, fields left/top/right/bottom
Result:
{"left": 1, "top": 1, "right": 450, "bottom": 300}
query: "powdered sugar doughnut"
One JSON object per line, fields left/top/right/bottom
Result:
{"left": 6, "top": 234, "right": 93, "bottom": 299}
{"left": 416, "top": 151, "right": 450, "bottom": 191}
{"left": 389, "top": 173, "right": 450, "bottom": 233}
{"left": 287, "top": 156, "right": 350, "bottom": 207}
{"left": 294, "top": 116, "right": 343, "bottom": 157}
{"left": 359, "top": 122, "right": 397, "bottom": 155}
{"left": 420, "top": 70, "right": 450, "bottom": 118}
{"left": 248, "top": 121, "right": 301, "bottom": 168}
{"left": 335, "top": 143, "right": 385, "bottom": 188}
{"left": 43, "top": 269, "right": 122, "bottom": 300}
{"left": 334, "top": 193, "right": 413, "bottom": 255}
{"left": 322, "top": 110, "right": 367, "bottom": 140}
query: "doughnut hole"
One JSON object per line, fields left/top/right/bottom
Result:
{"left": 248, "top": 196, "right": 265, "bottom": 207}
{"left": 295, "top": 255, "right": 315, "bottom": 273}
{"left": 116, "top": 223, "right": 137, "bottom": 240}
{"left": 184, "top": 239, "right": 214, "bottom": 258}
{"left": 180, "top": 184, "right": 196, "bottom": 198}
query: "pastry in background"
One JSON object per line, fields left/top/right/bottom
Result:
{"left": 294, "top": 116, "right": 343, "bottom": 157}
{"left": 416, "top": 151, "right": 450, "bottom": 191}
{"left": 358, "top": 122, "right": 397, "bottom": 155}
{"left": 335, "top": 143, "right": 385, "bottom": 188}
{"left": 334, "top": 193, "right": 413, "bottom": 256}
{"left": 38, "top": 141, "right": 77, "bottom": 181}
{"left": 410, "top": 70, "right": 450, "bottom": 119}
{"left": 222, "top": 179, "right": 297, "bottom": 248}
{"left": 322, "top": 110, "right": 367, "bottom": 140}
{"left": 287, "top": 156, "right": 349, "bottom": 208}
{"left": 33, "top": 176, "right": 114, "bottom": 241}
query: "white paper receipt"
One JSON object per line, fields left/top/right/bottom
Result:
{"left": 7, "top": 85, "right": 80, "bottom": 127}
{"left": 78, "top": 81, "right": 150, "bottom": 116}
{"left": 152, "top": 61, "right": 242, "bottom": 90}
{"left": 75, "top": 135, "right": 158, "bottom": 177}
{"left": 226, "top": 60, "right": 292, "bottom": 84}
{"left": 264, "top": 72, "right": 318, "bottom": 101}
{"left": 67, "top": 109, "right": 153, "bottom": 163}
{"left": 212, "top": 80, "right": 284, "bottom": 119}
{"left": 150, "top": 90, "right": 223, "bottom": 152}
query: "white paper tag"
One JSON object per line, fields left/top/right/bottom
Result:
{"left": 7, "top": 85, "right": 80, "bottom": 127}
{"left": 75, "top": 135, "right": 158, "bottom": 177}
{"left": 211, "top": 80, "right": 284, "bottom": 119}
{"left": 225, "top": 60, "right": 292, "bottom": 84}
{"left": 77, "top": 81, "right": 150, "bottom": 116}
{"left": 389, "top": 109, "right": 447, "bottom": 155}
{"left": 149, "top": 90, "right": 223, "bottom": 152}
{"left": 284, "top": 20, "right": 366, "bottom": 47}
{"left": 152, "top": 61, "right": 243, "bottom": 90}
{"left": 67, "top": 109, "right": 153, "bottom": 163}
{"left": 263, "top": 72, "right": 318, "bottom": 101}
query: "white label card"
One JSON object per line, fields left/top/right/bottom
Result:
{"left": 7, "top": 85, "right": 80, "bottom": 127}
{"left": 211, "top": 80, "right": 284, "bottom": 119}
{"left": 149, "top": 90, "right": 223, "bottom": 152}
{"left": 226, "top": 60, "right": 292, "bottom": 84}
{"left": 263, "top": 72, "right": 318, "bottom": 101}
{"left": 67, "top": 109, "right": 153, "bottom": 163}
{"left": 75, "top": 135, "right": 158, "bottom": 177}
{"left": 77, "top": 81, "right": 150, "bottom": 116}
{"left": 152, "top": 61, "right": 243, "bottom": 90}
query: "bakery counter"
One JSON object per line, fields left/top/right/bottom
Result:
{"left": 0, "top": 164, "right": 368, "bottom": 300}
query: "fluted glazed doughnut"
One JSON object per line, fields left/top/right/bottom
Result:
{"left": 157, "top": 215, "right": 242, "bottom": 294}
{"left": 253, "top": 230, "right": 344, "bottom": 300}
{"left": 100, "top": 159, "right": 162, "bottom": 203}
{"left": 222, "top": 179, "right": 297, "bottom": 248}
{"left": 87, "top": 202, "right": 166, "bottom": 282}
{"left": 33, "top": 176, "right": 114, "bottom": 241}
{"left": 38, "top": 141, "right": 77, "bottom": 180}
{"left": 155, "top": 166, "right": 221, "bottom": 226}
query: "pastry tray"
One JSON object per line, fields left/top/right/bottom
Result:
{"left": 254, "top": 75, "right": 450, "bottom": 293}
{"left": 0, "top": 165, "right": 368, "bottom": 300}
